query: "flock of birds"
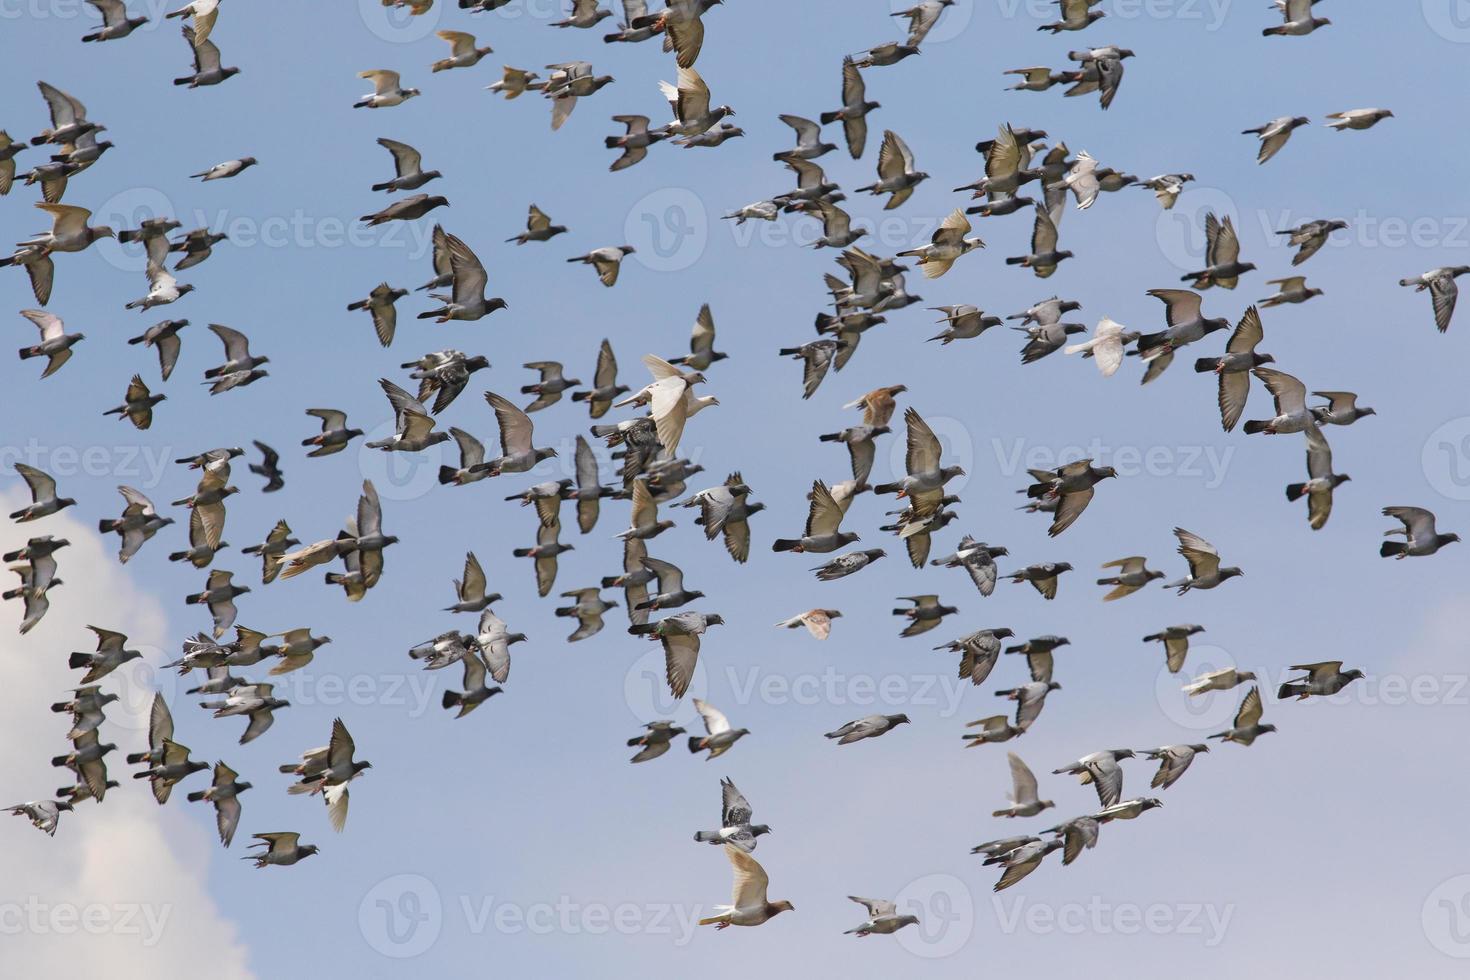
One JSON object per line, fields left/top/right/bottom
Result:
{"left": 0, "top": 0, "right": 1461, "bottom": 935}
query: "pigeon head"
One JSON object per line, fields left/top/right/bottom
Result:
{"left": 535, "top": 447, "right": 558, "bottom": 464}
{"left": 1094, "top": 465, "right": 1118, "bottom": 480}
{"left": 1290, "top": 116, "right": 1310, "bottom": 128}
{"left": 94, "top": 226, "right": 117, "bottom": 239}
{"left": 744, "top": 501, "right": 767, "bottom": 516}
{"left": 486, "top": 298, "right": 509, "bottom": 313}
{"left": 1220, "top": 566, "right": 1244, "bottom": 580}
{"left": 750, "top": 823, "right": 771, "bottom": 837}
{"left": 1253, "top": 352, "right": 1276, "bottom": 367}
{"left": 891, "top": 714, "right": 911, "bottom": 726}
{"left": 425, "top": 195, "right": 449, "bottom": 211}
{"left": 1140, "top": 798, "right": 1163, "bottom": 810}
{"left": 1342, "top": 669, "right": 1366, "bottom": 682}
{"left": 1112, "top": 749, "right": 1136, "bottom": 760}
{"left": 620, "top": 245, "right": 637, "bottom": 255}
{"left": 769, "top": 900, "right": 795, "bottom": 916}
{"left": 1046, "top": 682, "right": 1062, "bottom": 691}
{"left": 1191, "top": 744, "right": 1211, "bottom": 753}
{"left": 1202, "top": 317, "right": 1230, "bottom": 334}
{"left": 991, "top": 627, "right": 1016, "bottom": 639}
{"left": 1054, "top": 562, "right": 1074, "bottom": 572}
{"left": 1442, "top": 533, "right": 1463, "bottom": 546}
{"left": 836, "top": 531, "right": 861, "bottom": 548}
{"left": 240, "top": 157, "right": 258, "bottom": 168}
{"left": 1239, "top": 262, "right": 1258, "bottom": 273}
{"left": 1257, "top": 725, "right": 1278, "bottom": 735}
{"left": 298, "top": 844, "right": 321, "bottom": 859}
{"left": 705, "top": 614, "right": 725, "bottom": 627}
{"left": 178, "top": 283, "right": 197, "bottom": 297}
{"left": 1117, "top": 48, "right": 1136, "bottom": 58}
{"left": 941, "top": 465, "right": 966, "bottom": 481}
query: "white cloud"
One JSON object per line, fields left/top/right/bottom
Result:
{"left": 0, "top": 488, "right": 255, "bottom": 979}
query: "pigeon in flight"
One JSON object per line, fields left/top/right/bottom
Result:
{"left": 1183, "top": 667, "right": 1257, "bottom": 696}
{"left": 627, "top": 720, "right": 685, "bottom": 763}
{"left": 245, "top": 832, "right": 320, "bottom": 869}
{"left": 628, "top": 610, "right": 724, "bottom": 699}
{"left": 10, "top": 463, "right": 75, "bottom": 522}
{"left": 897, "top": 209, "right": 984, "bottom": 277}
{"left": 858, "top": 130, "right": 928, "bottom": 209}
{"left": 17, "top": 309, "right": 84, "bottom": 378}
{"left": 1311, "top": 391, "right": 1375, "bottom": 427}
{"left": 994, "top": 753, "right": 1056, "bottom": 818}
{"left": 1243, "top": 116, "right": 1309, "bottom": 164}
{"left": 1399, "top": 266, "right": 1469, "bottom": 333}
{"left": 1142, "top": 624, "right": 1204, "bottom": 673}
{"left": 1137, "top": 172, "right": 1194, "bottom": 210}
{"left": 1277, "top": 218, "right": 1345, "bottom": 265}
{"left": 1005, "top": 562, "right": 1073, "bottom": 600}
{"left": 1096, "top": 556, "right": 1163, "bottom": 601}
{"left": 825, "top": 713, "right": 910, "bottom": 745}
{"left": 821, "top": 58, "right": 879, "bottom": 159}
{"left": 191, "top": 157, "right": 256, "bottom": 181}
{"left": 555, "top": 587, "right": 616, "bottom": 641}
{"left": 354, "top": 70, "right": 420, "bottom": 108}
{"left": 1264, "top": 0, "right": 1329, "bottom": 35}
{"left": 1194, "top": 305, "right": 1273, "bottom": 431}
{"left": 1139, "top": 744, "right": 1210, "bottom": 790}
{"left": 1243, "top": 367, "right": 1313, "bottom": 435}
{"left": 1183, "top": 213, "right": 1255, "bottom": 289}
{"left": 1278, "top": 661, "right": 1364, "bottom": 700}
{"left": 568, "top": 245, "right": 636, "bottom": 287}
{"left": 1380, "top": 506, "right": 1459, "bottom": 559}
{"left": 697, "top": 846, "right": 794, "bottom": 930}
{"left": 984, "top": 838, "right": 1062, "bottom": 892}
{"left": 1209, "top": 687, "right": 1276, "bottom": 746}
{"left": 1164, "top": 528, "right": 1243, "bottom": 593}
{"left": 1286, "top": 425, "right": 1349, "bottom": 529}
{"left": 892, "top": 595, "right": 958, "bottom": 638}
{"left": 687, "top": 702, "right": 750, "bottom": 761}
{"left": 844, "top": 896, "right": 919, "bottom": 937}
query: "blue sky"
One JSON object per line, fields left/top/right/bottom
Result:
{"left": 4, "top": 0, "right": 1470, "bottom": 976}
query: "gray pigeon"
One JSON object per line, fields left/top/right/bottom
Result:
{"left": 1277, "top": 661, "right": 1364, "bottom": 700}
{"left": 1139, "top": 744, "right": 1210, "bottom": 790}
{"left": 824, "top": 713, "right": 909, "bottom": 745}
{"left": 1380, "top": 506, "right": 1459, "bottom": 558}
{"left": 1399, "top": 266, "right": 1469, "bottom": 333}
{"left": 1208, "top": 687, "right": 1276, "bottom": 745}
